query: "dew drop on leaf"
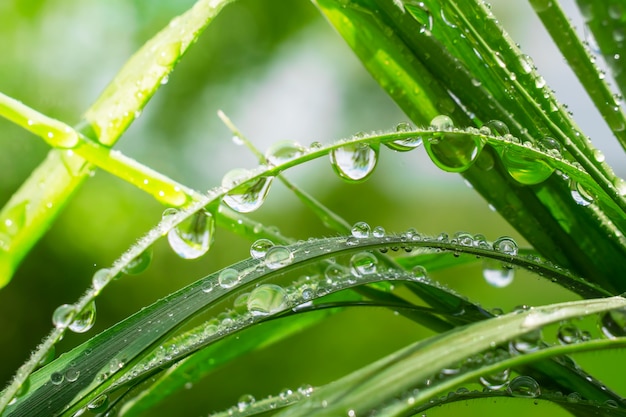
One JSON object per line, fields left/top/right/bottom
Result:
{"left": 385, "top": 122, "right": 422, "bottom": 152}
{"left": 493, "top": 236, "right": 518, "bottom": 256}
{"left": 247, "top": 284, "right": 288, "bottom": 316}
{"left": 166, "top": 210, "right": 215, "bottom": 259}
{"left": 600, "top": 308, "right": 626, "bottom": 338}
{"left": 52, "top": 304, "right": 76, "bottom": 329}
{"left": 350, "top": 252, "right": 378, "bottom": 276}
{"left": 69, "top": 300, "right": 97, "bottom": 333}
{"left": 351, "top": 221, "right": 371, "bottom": 238}
{"left": 372, "top": 226, "right": 385, "bottom": 238}
{"left": 479, "top": 368, "right": 510, "bottom": 390}
{"left": 237, "top": 394, "right": 256, "bottom": 411}
{"left": 485, "top": 120, "right": 510, "bottom": 136}
{"left": 222, "top": 169, "right": 274, "bottom": 213}
{"left": 218, "top": 268, "right": 240, "bottom": 289}
{"left": 501, "top": 146, "right": 554, "bottom": 185}
{"left": 265, "top": 246, "right": 293, "bottom": 269}
{"left": 482, "top": 259, "right": 514, "bottom": 288}
{"left": 404, "top": 1, "right": 433, "bottom": 33}
{"left": 557, "top": 323, "right": 583, "bottom": 344}
{"left": 50, "top": 372, "right": 64, "bottom": 385}
{"left": 122, "top": 247, "right": 153, "bottom": 275}
{"left": 65, "top": 367, "right": 80, "bottom": 382}
{"left": 250, "top": 238, "right": 274, "bottom": 259}
{"left": 265, "top": 140, "right": 305, "bottom": 165}
{"left": 330, "top": 143, "right": 378, "bottom": 182}
{"left": 87, "top": 395, "right": 109, "bottom": 412}
{"left": 507, "top": 375, "right": 541, "bottom": 398}
{"left": 425, "top": 116, "right": 484, "bottom": 172}
{"left": 92, "top": 268, "right": 110, "bottom": 291}
{"left": 570, "top": 180, "right": 594, "bottom": 206}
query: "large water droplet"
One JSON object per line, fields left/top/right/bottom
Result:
{"left": 65, "top": 367, "right": 80, "bottom": 382}
{"left": 265, "top": 141, "right": 305, "bottom": 165}
{"left": 493, "top": 236, "right": 518, "bottom": 256}
{"left": 247, "top": 284, "right": 288, "bottom": 316}
{"left": 482, "top": 259, "right": 514, "bottom": 288}
{"left": 600, "top": 308, "right": 626, "bottom": 338}
{"left": 53, "top": 304, "right": 76, "bottom": 329}
{"left": 351, "top": 222, "right": 371, "bottom": 238}
{"left": 330, "top": 143, "right": 378, "bottom": 182}
{"left": 122, "top": 247, "right": 153, "bottom": 275}
{"left": 479, "top": 368, "right": 510, "bottom": 390}
{"left": 350, "top": 252, "right": 378, "bottom": 276}
{"left": 507, "top": 376, "right": 541, "bottom": 398}
{"left": 250, "top": 239, "right": 274, "bottom": 259}
{"left": 485, "top": 120, "right": 510, "bottom": 136}
{"left": 69, "top": 301, "right": 96, "bottom": 333}
{"left": 166, "top": 209, "right": 215, "bottom": 259}
{"left": 385, "top": 122, "right": 422, "bottom": 152}
{"left": 222, "top": 169, "right": 274, "bottom": 213}
{"left": 501, "top": 146, "right": 554, "bottom": 185}
{"left": 218, "top": 268, "right": 240, "bottom": 289}
{"left": 425, "top": 116, "right": 484, "bottom": 172}
{"left": 265, "top": 246, "right": 293, "bottom": 269}
{"left": 570, "top": 180, "right": 594, "bottom": 206}
{"left": 511, "top": 328, "right": 542, "bottom": 353}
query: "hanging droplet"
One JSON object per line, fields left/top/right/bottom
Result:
{"left": 507, "top": 376, "right": 541, "bottom": 398}
{"left": 218, "top": 268, "right": 240, "bottom": 289}
{"left": 264, "top": 246, "right": 293, "bottom": 269}
{"left": 425, "top": 116, "right": 484, "bottom": 172}
{"left": 166, "top": 210, "right": 215, "bottom": 259}
{"left": 557, "top": 323, "right": 583, "bottom": 344}
{"left": 482, "top": 259, "right": 514, "bottom": 288}
{"left": 87, "top": 394, "right": 109, "bottom": 412}
{"left": 156, "top": 41, "right": 181, "bottom": 67}
{"left": 493, "top": 236, "right": 518, "bottom": 256}
{"left": 69, "top": 301, "right": 97, "bottom": 333}
{"left": 570, "top": 180, "right": 594, "bottom": 206}
{"left": 350, "top": 252, "right": 378, "bottom": 276}
{"left": 600, "top": 308, "right": 626, "bottom": 338}
{"left": 250, "top": 239, "right": 274, "bottom": 259}
{"left": 92, "top": 268, "right": 111, "bottom": 291}
{"left": 265, "top": 140, "right": 305, "bottom": 165}
{"left": 485, "top": 120, "right": 510, "bottom": 136}
{"left": 222, "top": 169, "right": 274, "bottom": 213}
{"left": 330, "top": 142, "right": 378, "bottom": 182}
{"left": 511, "top": 328, "right": 542, "bottom": 353}
{"left": 247, "top": 284, "right": 288, "bottom": 316}
{"left": 351, "top": 222, "right": 371, "bottom": 238}
{"left": 386, "top": 122, "right": 422, "bottom": 152}
{"left": 501, "top": 146, "right": 554, "bottom": 185}
{"left": 479, "top": 368, "right": 510, "bottom": 390}
{"left": 122, "top": 247, "right": 153, "bottom": 275}
{"left": 52, "top": 304, "right": 76, "bottom": 329}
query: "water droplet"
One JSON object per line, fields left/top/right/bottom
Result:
{"left": 593, "top": 149, "right": 605, "bottom": 162}
{"left": 237, "top": 394, "right": 256, "bottom": 411}
{"left": 425, "top": 116, "right": 484, "bottom": 172}
{"left": 298, "top": 384, "right": 314, "bottom": 396}
{"left": 350, "top": 252, "right": 378, "bottom": 276}
{"left": 404, "top": 1, "right": 433, "bottom": 33}
{"left": 218, "top": 268, "right": 240, "bottom": 289}
{"left": 501, "top": 146, "right": 554, "bottom": 185}
{"left": 87, "top": 394, "right": 109, "bottom": 412}
{"left": 265, "top": 246, "right": 293, "bottom": 269}
{"left": 511, "top": 328, "right": 542, "bottom": 353}
{"left": 567, "top": 392, "right": 582, "bottom": 403}
{"left": 156, "top": 41, "right": 181, "bottom": 67}
{"left": 351, "top": 222, "right": 371, "bottom": 238}
{"left": 69, "top": 301, "right": 96, "bottom": 333}
{"left": 166, "top": 210, "right": 215, "bottom": 259}
{"left": 485, "top": 120, "right": 510, "bottom": 136}
{"left": 493, "top": 236, "right": 518, "bottom": 256}
{"left": 92, "top": 268, "right": 110, "bottom": 291}
{"left": 222, "top": 169, "right": 274, "bottom": 213}
{"left": 265, "top": 140, "right": 305, "bottom": 165}
{"left": 330, "top": 142, "right": 378, "bottom": 182}
{"left": 482, "top": 259, "right": 514, "bottom": 288}
{"left": 373, "top": 226, "right": 385, "bottom": 238}
{"left": 53, "top": 304, "right": 76, "bottom": 329}
{"left": 570, "top": 180, "right": 594, "bottom": 206}
{"left": 247, "top": 284, "right": 288, "bottom": 316}
{"left": 600, "top": 308, "right": 626, "bottom": 338}
{"left": 386, "top": 122, "right": 422, "bottom": 151}
{"left": 557, "top": 323, "right": 583, "bottom": 344}
{"left": 479, "top": 368, "right": 510, "bottom": 390}
{"left": 507, "top": 376, "right": 541, "bottom": 398}
{"left": 250, "top": 239, "right": 274, "bottom": 259}
{"left": 50, "top": 372, "right": 64, "bottom": 385}
{"left": 65, "top": 367, "right": 80, "bottom": 382}
{"left": 122, "top": 247, "right": 153, "bottom": 275}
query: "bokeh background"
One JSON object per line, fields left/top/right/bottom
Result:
{"left": 1, "top": 0, "right": 625, "bottom": 415}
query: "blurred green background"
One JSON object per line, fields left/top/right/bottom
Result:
{"left": 1, "top": 0, "right": 625, "bottom": 415}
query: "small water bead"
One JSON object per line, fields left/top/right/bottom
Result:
{"left": 330, "top": 142, "right": 379, "bottom": 182}
{"left": 50, "top": 372, "right": 64, "bottom": 385}
{"left": 454, "top": 231, "right": 474, "bottom": 246}
{"left": 593, "top": 149, "right": 605, "bottom": 162}
{"left": 493, "top": 236, "right": 518, "bottom": 256}
{"left": 567, "top": 392, "right": 582, "bottom": 403}
{"left": 222, "top": 169, "right": 274, "bottom": 213}
{"left": 87, "top": 394, "right": 109, "bottom": 412}
{"left": 122, "top": 247, "right": 153, "bottom": 275}
{"left": 250, "top": 239, "right": 274, "bottom": 259}
{"left": 265, "top": 140, "right": 305, "bottom": 165}
{"left": 386, "top": 122, "right": 422, "bottom": 151}
{"left": 53, "top": 304, "right": 76, "bottom": 329}
{"left": 325, "top": 264, "right": 346, "bottom": 283}
{"left": 69, "top": 301, "right": 97, "bottom": 333}
{"left": 501, "top": 146, "right": 554, "bottom": 185}
{"left": 264, "top": 246, "right": 293, "bottom": 269}
{"left": 237, "top": 394, "right": 256, "bottom": 411}
{"left": 482, "top": 259, "right": 514, "bottom": 288}
{"left": 65, "top": 367, "right": 80, "bottom": 382}
{"left": 247, "top": 284, "right": 288, "bottom": 316}
{"left": 425, "top": 116, "right": 484, "bottom": 172}
{"left": 507, "top": 376, "right": 541, "bottom": 398}
{"left": 570, "top": 180, "right": 594, "bottom": 206}
{"left": 600, "top": 308, "right": 626, "bottom": 338}
{"left": 92, "top": 268, "right": 110, "bottom": 291}
{"left": 351, "top": 222, "right": 371, "bottom": 238}
{"left": 218, "top": 268, "right": 240, "bottom": 289}
{"left": 165, "top": 209, "right": 215, "bottom": 259}
{"left": 350, "top": 252, "right": 378, "bottom": 276}
{"left": 372, "top": 226, "right": 385, "bottom": 238}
